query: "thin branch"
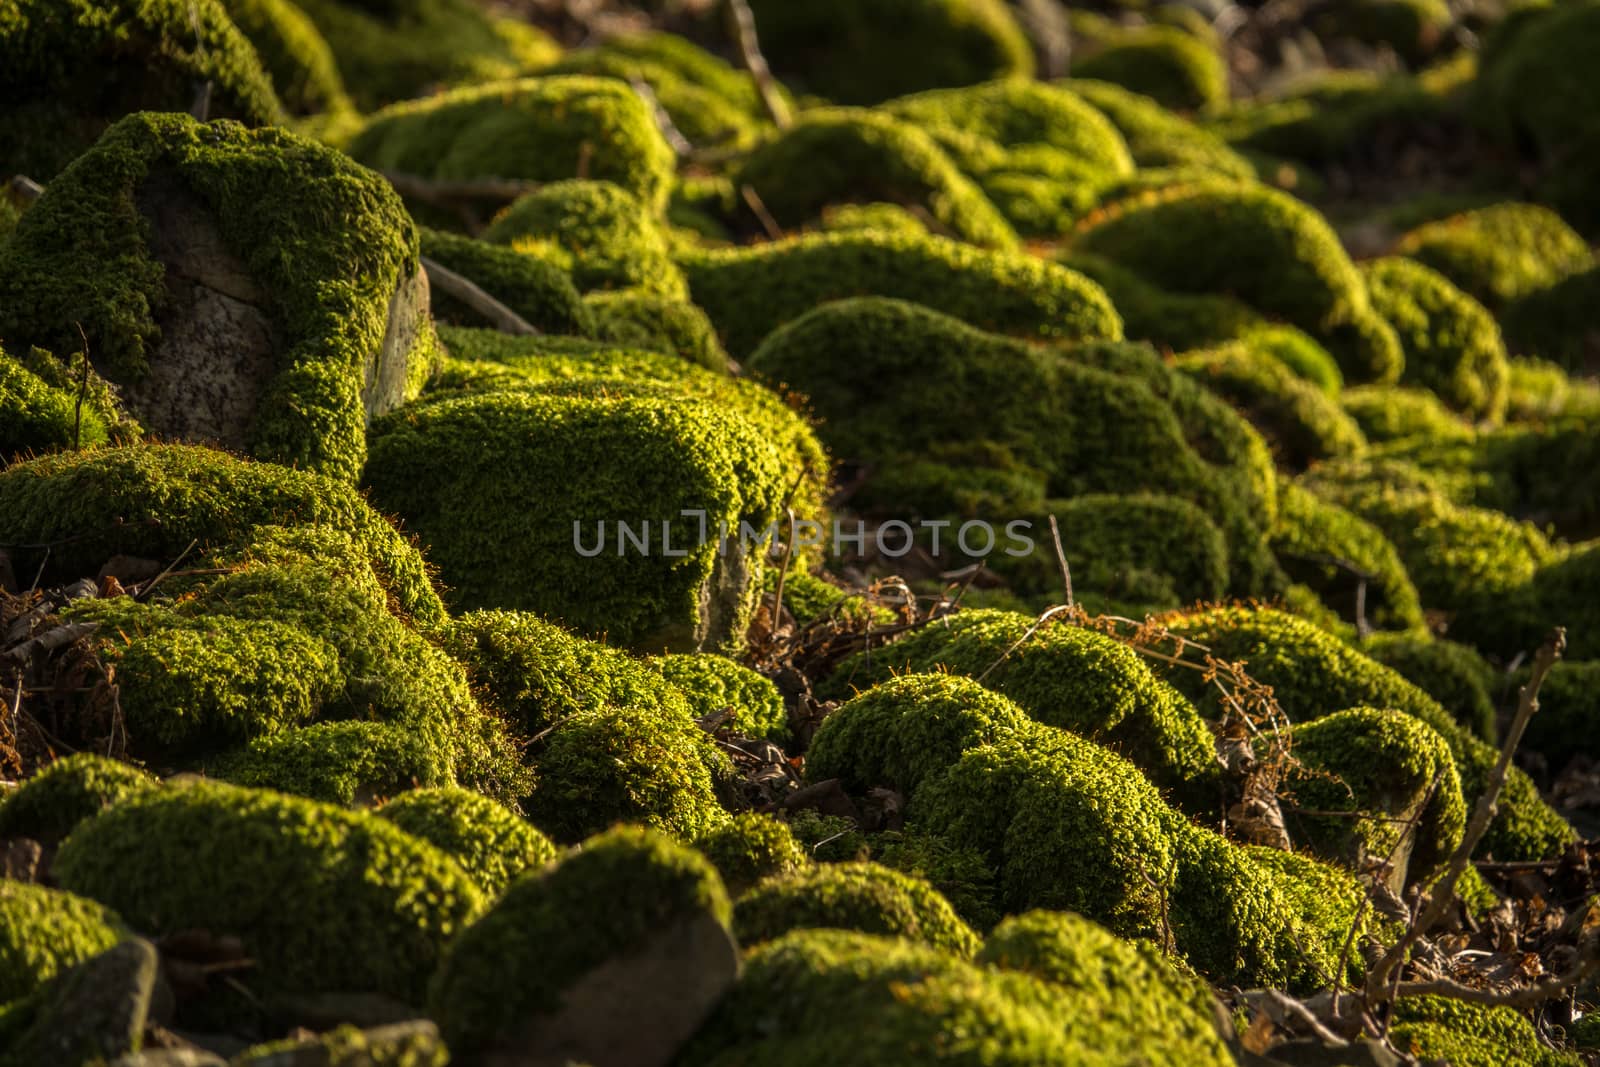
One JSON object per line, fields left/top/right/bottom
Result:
{"left": 420, "top": 257, "right": 541, "bottom": 336}
{"left": 723, "top": 0, "right": 792, "bottom": 129}
{"left": 740, "top": 184, "right": 783, "bottom": 241}
{"left": 629, "top": 77, "right": 691, "bottom": 157}
{"left": 1393, "top": 943, "right": 1600, "bottom": 1008}
{"left": 1047, "top": 514, "right": 1074, "bottom": 608}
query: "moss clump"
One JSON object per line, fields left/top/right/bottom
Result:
{"left": 1269, "top": 482, "right": 1425, "bottom": 633}
{"left": 1074, "top": 26, "right": 1229, "bottom": 112}
{"left": 291, "top": 0, "right": 558, "bottom": 109}
{"left": 1153, "top": 605, "right": 1574, "bottom": 861}
{"left": 210, "top": 720, "right": 456, "bottom": 806}
{"left": 1516, "top": 661, "right": 1600, "bottom": 761}
{"left": 733, "top": 108, "right": 1018, "bottom": 249}
{"left": 1361, "top": 633, "right": 1498, "bottom": 742}
{"left": 1455, "top": 542, "right": 1600, "bottom": 663}
{"left": 1177, "top": 343, "right": 1368, "bottom": 469}
{"left": 1395, "top": 203, "right": 1593, "bottom": 312}
{"left": 743, "top": 0, "right": 1033, "bottom": 105}
{"left": 419, "top": 228, "right": 595, "bottom": 337}
{"left": 0, "top": 346, "right": 129, "bottom": 462}
{"left": 0, "top": 755, "right": 157, "bottom": 847}
{"left": 1073, "top": 182, "right": 1403, "bottom": 383}
{"left": 347, "top": 77, "right": 676, "bottom": 212}
{"left": 362, "top": 384, "right": 797, "bottom": 651}
{"left": 1500, "top": 265, "right": 1600, "bottom": 375}
{"left": 1362, "top": 256, "right": 1509, "bottom": 421}
{"left": 652, "top": 653, "right": 787, "bottom": 742}
{"left": 824, "top": 614, "right": 1217, "bottom": 792}
{"left": 378, "top": 788, "right": 558, "bottom": 898}
{"left": 222, "top": 0, "right": 354, "bottom": 118}
{"left": 1319, "top": 0, "right": 1452, "bottom": 65}
{"left": 0, "top": 444, "right": 443, "bottom": 623}
{"left": 0, "top": 883, "right": 123, "bottom": 1004}
{"left": 55, "top": 781, "right": 485, "bottom": 1002}
{"left": 1341, "top": 384, "right": 1476, "bottom": 443}
{"left": 694, "top": 813, "right": 808, "bottom": 895}
{"left": 0, "top": 113, "right": 433, "bottom": 482}
{"left": 584, "top": 290, "right": 731, "bottom": 372}
{"left": 428, "top": 825, "right": 731, "bottom": 1056}
{"left": 680, "top": 230, "right": 1122, "bottom": 360}
{"left": 0, "top": 0, "right": 282, "bottom": 180}
{"left": 978, "top": 910, "right": 1233, "bottom": 1067}
{"left": 1068, "top": 79, "right": 1255, "bottom": 178}
{"left": 482, "top": 181, "right": 687, "bottom": 299}
{"left": 1391, "top": 995, "right": 1580, "bottom": 1067}
{"left": 233, "top": 1023, "right": 449, "bottom": 1067}
{"left": 734, "top": 861, "right": 981, "bottom": 958}
{"left": 1059, "top": 251, "right": 1264, "bottom": 351}
{"left": 1285, "top": 707, "right": 1466, "bottom": 886}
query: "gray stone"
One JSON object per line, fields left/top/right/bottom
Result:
{"left": 7, "top": 937, "right": 159, "bottom": 1064}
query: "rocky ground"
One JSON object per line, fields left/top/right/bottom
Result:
{"left": 3, "top": 0, "right": 1600, "bottom": 1064}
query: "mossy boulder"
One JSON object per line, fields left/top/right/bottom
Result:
{"left": 743, "top": 0, "right": 1033, "bottom": 105}
{"left": 1361, "top": 632, "right": 1498, "bottom": 742}
{"left": 291, "top": 0, "right": 558, "bottom": 109}
{"left": 1060, "top": 251, "right": 1264, "bottom": 352}
{"left": 1394, "top": 203, "right": 1593, "bottom": 312}
{"left": 1453, "top": 541, "right": 1600, "bottom": 663}
{"left": 427, "top": 825, "right": 734, "bottom": 1059}
{"left": 0, "top": 755, "right": 157, "bottom": 847}
{"left": 679, "top": 231, "right": 1122, "bottom": 360}
{"left": 0, "top": 345, "right": 133, "bottom": 462}
{"left": 54, "top": 781, "right": 485, "bottom": 1002}
{"left": 1319, "top": 0, "right": 1452, "bottom": 66}
{"left": 1074, "top": 25, "right": 1229, "bottom": 112}
{"left": 1068, "top": 79, "right": 1255, "bottom": 178}
{"left": 1501, "top": 266, "right": 1600, "bottom": 375}
{"left": 0, "top": 883, "right": 123, "bottom": 1004}
{"left": 222, "top": 0, "right": 354, "bottom": 118}
{"left": 694, "top": 813, "right": 808, "bottom": 895}
{"left": 481, "top": 180, "right": 687, "bottom": 299}
{"left": 584, "top": 291, "right": 730, "bottom": 372}
{"left": 378, "top": 787, "right": 557, "bottom": 898}
{"left": 419, "top": 227, "right": 595, "bottom": 337}
{"left": 0, "top": 113, "right": 436, "bottom": 482}
{"left": 211, "top": 720, "right": 457, "bottom": 806}
{"left": 652, "top": 653, "right": 787, "bottom": 742}
{"left": 347, "top": 76, "right": 676, "bottom": 212}
{"left": 0, "top": 0, "right": 282, "bottom": 180}
{"left": 1341, "top": 384, "right": 1476, "bottom": 443}
{"left": 1362, "top": 256, "right": 1509, "bottom": 421}
{"left": 1390, "top": 994, "right": 1582, "bottom": 1067}
{"left": 1073, "top": 181, "right": 1404, "bottom": 383}
{"left": 732, "top": 108, "right": 1018, "bottom": 249}
{"left": 1517, "top": 660, "right": 1600, "bottom": 762}
{"left": 0, "top": 444, "right": 443, "bottom": 623}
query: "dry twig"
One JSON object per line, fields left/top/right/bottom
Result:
{"left": 420, "top": 257, "right": 541, "bottom": 336}
{"left": 723, "top": 0, "right": 792, "bottom": 128}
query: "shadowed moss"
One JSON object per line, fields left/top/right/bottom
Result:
{"left": 1361, "top": 633, "right": 1498, "bottom": 742}
{"left": 1068, "top": 79, "right": 1255, "bottom": 177}
{"left": 0, "top": 883, "right": 123, "bottom": 1004}
{"left": 55, "top": 780, "right": 485, "bottom": 1002}
{"left": 0, "top": 346, "right": 131, "bottom": 461}
{"left": 653, "top": 653, "right": 787, "bottom": 742}
{"left": 419, "top": 227, "right": 595, "bottom": 337}
{"left": 694, "top": 812, "right": 808, "bottom": 895}
{"left": 1270, "top": 482, "right": 1425, "bottom": 633}
{"left": 222, "top": 0, "right": 353, "bottom": 117}
{"left": 0, "top": 0, "right": 282, "bottom": 179}
{"left": 1453, "top": 541, "right": 1600, "bottom": 663}
{"left": 584, "top": 290, "right": 731, "bottom": 372}
{"left": 1320, "top": 0, "right": 1452, "bottom": 65}
{"left": 1341, "top": 385, "right": 1476, "bottom": 443}
{"left": 1395, "top": 203, "right": 1593, "bottom": 312}
{"left": 427, "top": 825, "right": 732, "bottom": 1056}
{"left": 378, "top": 787, "right": 558, "bottom": 897}
{"left": 1074, "top": 25, "right": 1229, "bottom": 112}
{"left": 1391, "top": 994, "right": 1581, "bottom": 1067}
{"left": 0, "top": 755, "right": 158, "bottom": 847}
{"left": 347, "top": 77, "right": 675, "bottom": 211}
{"left": 1500, "top": 265, "right": 1600, "bottom": 375}
{"left": 1515, "top": 660, "right": 1600, "bottom": 761}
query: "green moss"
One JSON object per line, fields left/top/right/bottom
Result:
{"left": 1361, "top": 632, "right": 1498, "bottom": 741}
{"left": 978, "top": 910, "right": 1233, "bottom": 1067}
{"left": 1176, "top": 343, "right": 1368, "bottom": 469}
{"left": 482, "top": 180, "right": 687, "bottom": 298}
{"left": 694, "top": 812, "right": 808, "bottom": 895}
{"left": 770, "top": 571, "right": 886, "bottom": 628}
{"left": 0, "top": 755, "right": 157, "bottom": 847}
{"left": 735, "top": 861, "right": 981, "bottom": 958}
{"left": 1269, "top": 481, "right": 1425, "bottom": 633}
{"left": 1319, "top": 0, "right": 1453, "bottom": 65}
{"left": 1395, "top": 203, "right": 1593, "bottom": 312}
{"left": 0, "top": 0, "right": 282, "bottom": 179}
{"left": 1057, "top": 251, "right": 1263, "bottom": 357}
{"left": 1475, "top": 1, "right": 1600, "bottom": 161}
{"left": 1504, "top": 357, "right": 1584, "bottom": 422}
{"left": 1208, "top": 70, "right": 1453, "bottom": 166}
{"left": 1074, "top": 26, "right": 1229, "bottom": 112}
{"left": 428, "top": 825, "right": 731, "bottom": 1054}
{"left": 1511, "top": 660, "right": 1600, "bottom": 761}
{"left": 0, "top": 444, "right": 443, "bottom": 623}
{"left": 55, "top": 780, "right": 485, "bottom": 1002}
{"left": 742, "top": 0, "right": 1033, "bottom": 105}
{"left": 419, "top": 227, "right": 595, "bottom": 337}
{"left": 0, "top": 113, "right": 432, "bottom": 482}
{"left": 1341, "top": 384, "right": 1476, "bottom": 443}
{"left": 1153, "top": 605, "right": 1574, "bottom": 860}
{"left": 1067, "top": 79, "right": 1255, "bottom": 178}
{"left": 1363, "top": 256, "right": 1509, "bottom": 421}
{"left": 816, "top": 202, "right": 931, "bottom": 237}
{"left": 584, "top": 290, "right": 731, "bottom": 372}
{"left": 222, "top": 0, "right": 354, "bottom": 117}
{"left": 824, "top": 614, "right": 1217, "bottom": 792}
{"left": 0, "top": 345, "right": 129, "bottom": 461}
{"left": 1284, "top": 707, "right": 1466, "bottom": 885}
{"left": 679, "top": 229, "right": 1122, "bottom": 360}
{"left": 652, "top": 653, "right": 787, "bottom": 742}
{"left": 1391, "top": 995, "right": 1580, "bottom": 1067}
{"left": 1500, "top": 264, "right": 1600, "bottom": 374}
{"left": 362, "top": 384, "right": 798, "bottom": 651}
{"left": 1073, "top": 181, "right": 1403, "bottom": 383}
{"left": 1457, "top": 541, "right": 1600, "bottom": 662}
{"left": 733, "top": 108, "right": 1017, "bottom": 249}
{"left": 0, "top": 883, "right": 123, "bottom": 1004}
{"left": 234, "top": 1022, "right": 449, "bottom": 1067}
{"left": 377, "top": 787, "right": 557, "bottom": 898}
{"left": 210, "top": 720, "right": 457, "bottom": 806}
{"left": 347, "top": 77, "right": 676, "bottom": 211}
{"left": 291, "top": 0, "right": 558, "bottom": 109}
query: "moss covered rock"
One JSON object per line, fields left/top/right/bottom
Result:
{"left": 1390, "top": 994, "right": 1581, "bottom": 1067}
{"left": 0, "top": 0, "right": 282, "bottom": 179}
{"left": 428, "top": 825, "right": 733, "bottom": 1057}
{"left": 1501, "top": 265, "right": 1600, "bottom": 375}
{"left": 0, "top": 755, "right": 157, "bottom": 847}
{"left": 680, "top": 231, "right": 1122, "bottom": 359}
{"left": 55, "top": 781, "right": 485, "bottom": 1002}
{"left": 1454, "top": 541, "right": 1600, "bottom": 663}
{"left": 1341, "top": 384, "right": 1476, "bottom": 443}
{"left": 653, "top": 653, "right": 787, "bottom": 742}
{"left": 0, "top": 883, "right": 123, "bottom": 1004}
{"left": 378, "top": 787, "right": 557, "bottom": 897}
{"left": 420, "top": 227, "right": 595, "bottom": 337}
{"left": 0, "top": 113, "right": 436, "bottom": 482}
{"left": 211, "top": 720, "right": 457, "bottom": 806}
{"left": 694, "top": 812, "right": 808, "bottom": 895}
{"left": 0, "top": 345, "right": 131, "bottom": 462}
{"left": 222, "top": 0, "right": 354, "bottom": 118}
{"left": 1395, "top": 203, "right": 1593, "bottom": 312}
{"left": 584, "top": 290, "right": 730, "bottom": 372}
{"left": 1069, "top": 79, "right": 1255, "bottom": 178}
{"left": 347, "top": 76, "right": 676, "bottom": 211}
{"left": 1361, "top": 632, "right": 1498, "bottom": 741}
{"left": 1074, "top": 25, "right": 1229, "bottom": 112}
{"left": 1515, "top": 660, "right": 1600, "bottom": 761}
